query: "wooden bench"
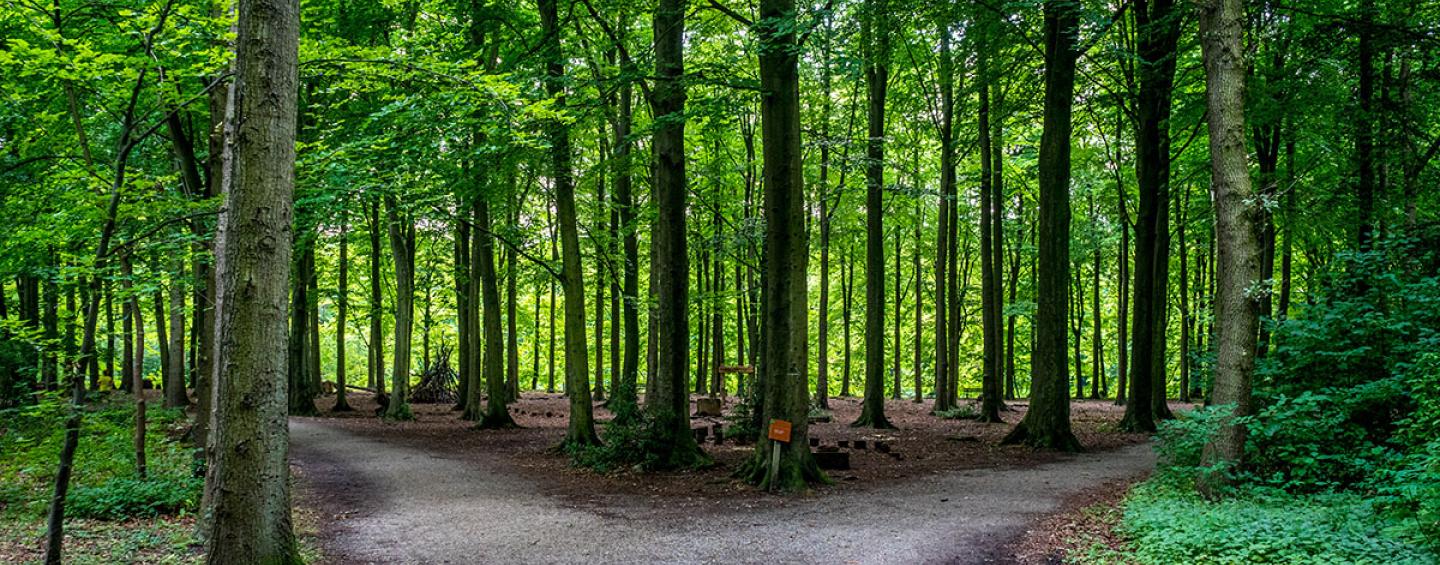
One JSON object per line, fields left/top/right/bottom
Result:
{"left": 962, "top": 387, "right": 984, "bottom": 399}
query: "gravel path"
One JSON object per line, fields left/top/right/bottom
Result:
{"left": 290, "top": 419, "right": 1154, "bottom": 565}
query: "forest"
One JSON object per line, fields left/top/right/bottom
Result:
{"left": 1, "top": 0, "right": 1438, "bottom": 561}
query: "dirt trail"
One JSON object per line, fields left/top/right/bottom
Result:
{"left": 290, "top": 419, "right": 1154, "bottom": 565}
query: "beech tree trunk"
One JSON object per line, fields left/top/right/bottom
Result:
{"left": 856, "top": 0, "right": 893, "bottom": 429}
{"left": 1196, "top": 0, "right": 1260, "bottom": 495}
{"left": 645, "top": 0, "right": 705, "bottom": 465}
{"left": 1003, "top": 0, "right": 1081, "bottom": 451}
{"left": 334, "top": 211, "right": 352, "bottom": 411}
{"left": 743, "top": 0, "right": 825, "bottom": 490}
{"left": 540, "top": 0, "right": 599, "bottom": 447}
{"left": 384, "top": 198, "right": 416, "bottom": 420}
{"left": 201, "top": 0, "right": 303, "bottom": 553}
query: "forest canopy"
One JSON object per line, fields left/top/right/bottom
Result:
{"left": 2, "top": 0, "right": 1438, "bottom": 561}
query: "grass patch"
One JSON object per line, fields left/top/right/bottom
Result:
{"left": 0, "top": 396, "right": 200, "bottom": 563}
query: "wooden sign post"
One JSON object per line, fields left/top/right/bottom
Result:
{"left": 767, "top": 419, "right": 792, "bottom": 491}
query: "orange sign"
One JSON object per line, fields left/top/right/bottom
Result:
{"left": 767, "top": 419, "right": 793, "bottom": 443}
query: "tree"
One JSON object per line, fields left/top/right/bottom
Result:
{"left": 1002, "top": 0, "right": 1082, "bottom": 452}
{"left": 540, "top": 0, "right": 600, "bottom": 448}
{"left": 740, "top": 0, "right": 827, "bottom": 491}
{"left": 384, "top": 197, "right": 416, "bottom": 420}
{"left": 855, "top": 0, "right": 895, "bottom": 429}
{"left": 201, "top": 0, "right": 303, "bottom": 555}
{"left": 1195, "top": 0, "right": 1260, "bottom": 496}
{"left": 334, "top": 209, "right": 353, "bottom": 412}
{"left": 645, "top": 0, "right": 706, "bottom": 466}
{"left": 976, "top": 2, "right": 1004, "bottom": 423}
{"left": 475, "top": 198, "right": 516, "bottom": 429}
{"left": 1122, "top": 0, "right": 1183, "bottom": 432}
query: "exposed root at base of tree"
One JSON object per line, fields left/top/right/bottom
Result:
{"left": 849, "top": 411, "right": 897, "bottom": 430}
{"left": 1001, "top": 421, "right": 1084, "bottom": 452}
{"left": 735, "top": 445, "right": 831, "bottom": 493}
{"left": 475, "top": 413, "right": 520, "bottom": 430}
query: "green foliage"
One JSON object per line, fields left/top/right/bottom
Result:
{"left": 0, "top": 399, "right": 198, "bottom": 521}
{"left": 67, "top": 475, "right": 201, "bottom": 520}
{"left": 1115, "top": 482, "right": 1436, "bottom": 565}
{"left": 1149, "top": 404, "right": 1231, "bottom": 484}
{"left": 568, "top": 414, "right": 709, "bottom": 473}
{"left": 1371, "top": 353, "right": 1440, "bottom": 549}
{"left": 933, "top": 404, "right": 979, "bottom": 420}
{"left": 1128, "top": 234, "right": 1440, "bottom": 561}
{"left": 568, "top": 416, "right": 664, "bottom": 473}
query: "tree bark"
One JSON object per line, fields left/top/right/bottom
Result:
{"left": 368, "top": 199, "right": 385, "bottom": 395}
{"left": 1122, "top": 0, "right": 1181, "bottom": 431}
{"left": 646, "top": 0, "right": 705, "bottom": 465}
{"left": 334, "top": 211, "right": 352, "bottom": 411}
{"left": 384, "top": 199, "right": 415, "bottom": 420}
{"left": 1003, "top": 0, "right": 1081, "bottom": 451}
{"left": 541, "top": 0, "right": 599, "bottom": 447}
{"left": 743, "top": 0, "right": 826, "bottom": 490}
{"left": 166, "top": 260, "right": 188, "bottom": 407}
{"left": 1196, "top": 0, "right": 1260, "bottom": 494}
{"left": 856, "top": 0, "right": 894, "bottom": 429}
{"left": 475, "top": 199, "right": 516, "bottom": 428}
{"left": 933, "top": 19, "right": 955, "bottom": 413}
{"left": 201, "top": 0, "right": 303, "bottom": 551}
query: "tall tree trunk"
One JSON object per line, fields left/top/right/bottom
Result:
{"left": 463, "top": 207, "right": 485, "bottom": 421}
{"left": 976, "top": 9, "right": 1004, "bottom": 422}
{"left": 476, "top": 200, "right": 516, "bottom": 428}
{"left": 855, "top": 0, "right": 893, "bottom": 429}
{"left": 154, "top": 287, "right": 170, "bottom": 399}
{"left": 547, "top": 203, "right": 558, "bottom": 394}
{"left": 507, "top": 193, "right": 522, "bottom": 402}
{"left": 1003, "top": 0, "right": 1081, "bottom": 451}
{"left": 841, "top": 245, "right": 854, "bottom": 397}
{"left": 201, "top": 0, "right": 303, "bottom": 551}
{"left": 306, "top": 248, "right": 322, "bottom": 404}
{"left": 166, "top": 260, "right": 188, "bottom": 407}
{"left": 124, "top": 259, "right": 148, "bottom": 478}
{"left": 893, "top": 231, "right": 902, "bottom": 400}
{"left": 287, "top": 240, "right": 317, "bottom": 416}
{"left": 1006, "top": 212, "right": 1020, "bottom": 400}
{"left": 815, "top": 16, "right": 835, "bottom": 410}
{"left": 368, "top": 199, "right": 385, "bottom": 396}
{"left": 646, "top": 0, "right": 705, "bottom": 464}
{"left": 334, "top": 211, "right": 353, "bottom": 411}
{"left": 593, "top": 160, "right": 607, "bottom": 402}
{"left": 914, "top": 200, "right": 924, "bottom": 403}
{"left": 1196, "top": 0, "right": 1260, "bottom": 494}
{"left": 384, "top": 199, "right": 415, "bottom": 420}
{"left": 455, "top": 200, "right": 472, "bottom": 412}
{"left": 743, "top": 0, "right": 825, "bottom": 490}
{"left": 613, "top": 54, "right": 640, "bottom": 413}
{"left": 1092, "top": 217, "right": 1104, "bottom": 399}
{"left": 540, "top": 0, "right": 599, "bottom": 446}
{"left": 932, "top": 20, "right": 955, "bottom": 413}
{"left": 1122, "top": 0, "right": 1181, "bottom": 431}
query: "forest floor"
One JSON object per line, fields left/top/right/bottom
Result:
{"left": 291, "top": 393, "right": 1179, "bottom": 564}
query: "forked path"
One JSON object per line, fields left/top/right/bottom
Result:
{"left": 290, "top": 419, "right": 1154, "bottom": 565}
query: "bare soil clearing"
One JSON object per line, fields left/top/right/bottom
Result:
{"left": 292, "top": 394, "right": 1168, "bottom": 564}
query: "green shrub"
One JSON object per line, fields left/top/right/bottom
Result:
{"left": 1119, "top": 483, "right": 1436, "bottom": 564}
{"left": 1150, "top": 404, "right": 1231, "bottom": 485}
{"left": 934, "top": 405, "right": 979, "bottom": 420}
{"left": 1, "top": 401, "right": 199, "bottom": 520}
{"left": 67, "top": 475, "right": 201, "bottom": 520}
{"left": 1372, "top": 353, "right": 1440, "bottom": 549}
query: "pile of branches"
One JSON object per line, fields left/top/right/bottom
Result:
{"left": 411, "top": 344, "right": 457, "bottom": 404}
